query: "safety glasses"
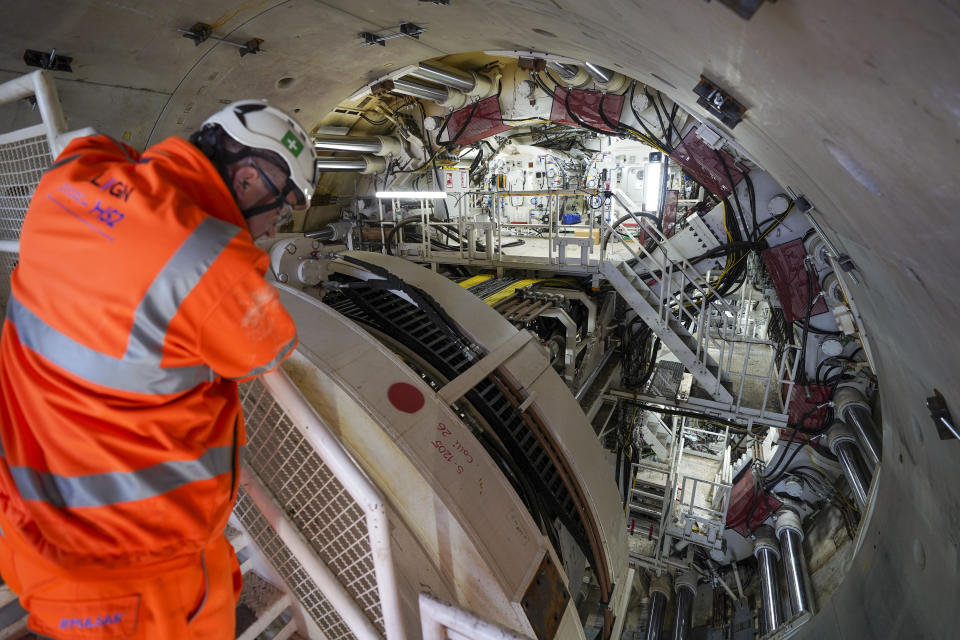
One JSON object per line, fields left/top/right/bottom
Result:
{"left": 249, "top": 158, "right": 308, "bottom": 213}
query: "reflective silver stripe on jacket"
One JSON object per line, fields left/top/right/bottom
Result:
{"left": 125, "top": 217, "right": 240, "bottom": 360}
{"left": 7, "top": 216, "right": 241, "bottom": 395}
{"left": 7, "top": 295, "right": 212, "bottom": 395}
{"left": 226, "top": 336, "right": 297, "bottom": 381}
{"left": 5, "top": 444, "right": 237, "bottom": 508}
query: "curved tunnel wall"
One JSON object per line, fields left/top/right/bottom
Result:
{"left": 2, "top": 1, "right": 958, "bottom": 637}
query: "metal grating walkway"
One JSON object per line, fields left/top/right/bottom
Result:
{"left": 239, "top": 378, "right": 384, "bottom": 636}
{"left": 644, "top": 360, "right": 686, "bottom": 399}
{"left": 0, "top": 134, "right": 50, "bottom": 320}
{"left": 0, "top": 134, "right": 49, "bottom": 240}
{"left": 234, "top": 488, "right": 357, "bottom": 640}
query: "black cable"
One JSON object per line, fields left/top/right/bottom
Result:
{"left": 600, "top": 211, "right": 662, "bottom": 251}
{"left": 744, "top": 172, "right": 759, "bottom": 242}
{"left": 795, "top": 261, "right": 818, "bottom": 386}
{"left": 624, "top": 403, "right": 757, "bottom": 433}
{"left": 598, "top": 91, "right": 625, "bottom": 136}
{"left": 636, "top": 337, "right": 660, "bottom": 389}
{"left": 446, "top": 100, "right": 480, "bottom": 148}
{"left": 564, "top": 86, "right": 612, "bottom": 137}
{"left": 628, "top": 83, "right": 669, "bottom": 150}
{"left": 728, "top": 400, "right": 834, "bottom": 532}
{"left": 384, "top": 217, "right": 423, "bottom": 256}
{"left": 655, "top": 92, "right": 677, "bottom": 148}
{"left": 797, "top": 321, "right": 843, "bottom": 336}
{"left": 646, "top": 89, "right": 667, "bottom": 146}
{"left": 531, "top": 71, "right": 556, "bottom": 99}
{"left": 656, "top": 92, "right": 684, "bottom": 149}
{"left": 359, "top": 112, "right": 388, "bottom": 125}
{"left": 716, "top": 151, "right": 750, "bottom": 241}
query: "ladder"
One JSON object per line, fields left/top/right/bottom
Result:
{"left": 626, "top": 459, "right": 672, "bottom": 566}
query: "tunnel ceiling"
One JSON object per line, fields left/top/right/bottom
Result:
{"left": 3, "top": 1, "right": 960, "bottom": 637}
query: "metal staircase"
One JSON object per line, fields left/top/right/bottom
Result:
{"left": 637, "top": 411, "right": 674, "bottom": 460}
{"left": 599, "top": 214, "right": 802, "bottom": 429}
{"left": 599, "top": 260, "right": 733, "bottom": 404}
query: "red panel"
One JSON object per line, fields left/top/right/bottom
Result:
{"left": 387, "top": 382, "right": 425, "bottom": 414}
{"left": 445, "top": 96, "right": 512, "bottom": 146}
{"left": 550, "top": 87, "right": 624, "bottom": 133}
{"left": 782, "top": 383, "right": 832, "bottom": 433}
{"left": 762, "top": 239, "right": 829, "bottom": 323}
{"left": 670, "top": 128, "right": 743, "bottom": 198}
{"left": 662, "top": 190, "right": 679, "bottom": 238}
{"left": 726, "top": 470, "right": 783, "bottom": 537}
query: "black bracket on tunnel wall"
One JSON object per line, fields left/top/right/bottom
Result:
{"left": 360, "top": 22, "right": 426, "bottom": 46}
{"left": 178, "top": 23, "right": 264, "bottom": 56}
{"left": 927, "top": 390, "right": 959, "bottom": 440}
{"left": 705, "top": 0, "right": 777, "bottom": 20}
{"left": 693, "top": 76, "right": 746, "bottom": 129}
{"left": 23, "top": 49, "right": 72, "bottom": 72}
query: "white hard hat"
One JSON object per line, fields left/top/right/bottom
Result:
{"left": 202, "top": 100, "right": 317, "bottom": 208}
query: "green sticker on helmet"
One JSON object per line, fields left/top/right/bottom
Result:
{"left": 281, "top": 130, "right": 304, "bottom": 157}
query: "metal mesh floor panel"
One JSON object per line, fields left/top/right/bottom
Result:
{"left": 0, "top": 134, "right": 50, "bottom": 240}
{"left": 234, "top": 489, "right": 357, "bottom": 640}
{"left": 240, "top": 378, "right": 384, "bottom": 634}
{"left": 644, "top": 360, "right": 686, "bottom": 398}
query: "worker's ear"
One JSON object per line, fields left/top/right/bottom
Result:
{"left": 231, "top": 164, "right": 260, "bottom": 198}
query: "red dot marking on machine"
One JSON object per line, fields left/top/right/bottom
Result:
{"left": 387, "top": 382, "right": 425, "bottom": 413}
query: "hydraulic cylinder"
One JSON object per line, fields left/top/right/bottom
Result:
{"left": 753, "top": 525, "right": 783, "bottom": 634}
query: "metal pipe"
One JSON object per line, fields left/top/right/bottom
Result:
{"left": 315, "top": 156, "right": 386, "bottom": 174}
{"left": 827, "top": 421, "right": 870, "bottom": 509}
{"left": 637, "top": 597, "right": 651, "bottom": 638}
{"left": 389, "top": 78, "right": 450, "bottom": 103}
{"left": 419, "top": 593, "right": 531, "bottom": 640}
{"left": 672, "top": 572, "right": 697, "bottom": 640}
{"left": 835, "top": 443, "right": 869, "bottom": 509}
{"left": 315, "top": 157, "right": 368, "bottom": 171}
{"left": 547, "top": 61, "right": 579, "bottom": 79}
{"left": 645, "top": 591, "right": 667, "bottom": 640}
{"left": 314, "top": 135, "right": 399, "bottom": 156}
{"left": 574, "top": 345, "right": 617, "bottom": 401}
{"left": 410, "top": 61, "right": 476, "bottom": 92}
{"left": 519, "top": 300, "right": 551, "bottom": 322}
{"left": 775, "top": 509, "right": 814, "bottom": 617}
{"left": 753, "top": 526, "right": 782, "bottom": 635}
{"left": 584, "top": 61, "right": 614, "bottom": 84}
{"left": 0, "top": 70, "right": 70, "bottom": 155}
{"left": 672, "top": 588, "right": 693, "bottom": 640}
{"left": 833, "top": 385, "right": 881, "bottom": 470}
{"left": 844, "top": 405, "right": 882, "bottom": 470}
{"left": 784, "top": 186, "right": 860, "bottom": 285}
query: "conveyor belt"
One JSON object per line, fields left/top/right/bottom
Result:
{"left": 324, "top": 267, "right": 591, "bottom": 563}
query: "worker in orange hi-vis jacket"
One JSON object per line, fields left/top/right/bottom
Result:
{"left": 0, "top": 100, "right": 317, "bottom": 639}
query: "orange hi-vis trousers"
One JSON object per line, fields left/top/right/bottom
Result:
{"left": 0, "top": 526, "right": 241, "bottom": 639}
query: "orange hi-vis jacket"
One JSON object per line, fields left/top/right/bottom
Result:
{"left": 0, "top": 134, "right": 297, "bottom": 572}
